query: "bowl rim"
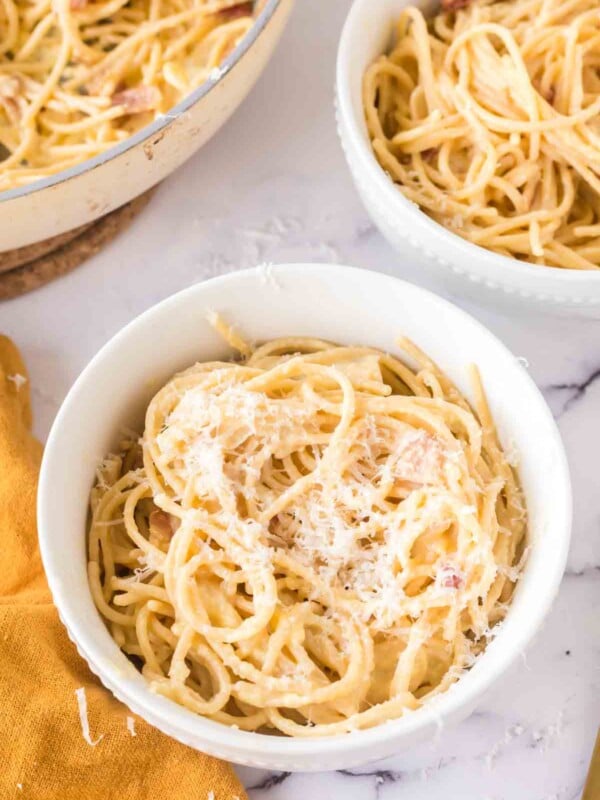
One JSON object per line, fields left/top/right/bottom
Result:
{"left": 38, "top": 263, "right": 572, "bottom": 761}
{"left": 335, "top": 0, "right": 600, "bottom": 286}
{"left": 0, "top": 0, "right": 283, "bottom": 205}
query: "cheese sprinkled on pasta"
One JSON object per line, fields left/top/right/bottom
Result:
{"left": 88, "top": 327, "right": 526, "bottom": 736}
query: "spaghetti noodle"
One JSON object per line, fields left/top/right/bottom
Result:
{"left": 363, "top": 0, "right": 600, "bottom": 270}
{"left": 0, "top": 0, "right": 255, "bottom": 191}
{"left": 88, "top": 326, "right": 526, "bottom": 736}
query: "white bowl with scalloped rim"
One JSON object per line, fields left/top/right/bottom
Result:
{"left": 38, "top": 263, "right": 571, "bottom": 770}
{"left": 335, "top": 0, "right": 600, "bottom": 317}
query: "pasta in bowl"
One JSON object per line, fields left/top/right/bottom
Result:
{"left": 363, "top": 0, "right": 600, "bottom": 271}
{"left": 38, "top": 264, "right": 571, "bottom": 768}
{"left": 89, "top": 325, "right": 526, "bottom": 737}
{"left": 336, "top": 0, "right": 600, "bottom": 314}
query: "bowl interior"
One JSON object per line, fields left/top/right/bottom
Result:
{"left": 38, "top": 264, "right": 571, "bottom": 766}
{"left": 340, "top": 0, "right": 438, "bottom": 154}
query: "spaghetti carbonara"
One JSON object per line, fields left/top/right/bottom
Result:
{"left": 0, "top": 1, "right": 255, "bottom": 191}
{"left": 363, "top": 0, "right": 600, "bottom": 270}
{"left": 89, "top": 326, "right": 526, "bottom": 736}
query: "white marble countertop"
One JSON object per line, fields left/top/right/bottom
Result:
{"left": 2, "top": 0, "right": 598, "bottom": 797}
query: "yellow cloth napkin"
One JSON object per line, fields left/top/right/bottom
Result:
{"left": 0, "top": 335, "right": 247, "bottom": 800}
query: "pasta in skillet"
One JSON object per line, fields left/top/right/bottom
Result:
{"left": 0, "top": 1, "right": 256, "bottom": 191}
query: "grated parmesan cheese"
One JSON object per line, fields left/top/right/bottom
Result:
{"left": 208, "top": 66, "right": 225, "bottom": 82}
{"left": 74, "top": 687, "right": 104, "bottom": 747}
{"left": 257, "top": 261, "right": 280, "bottom": 289}
{"left": 89, "top": 337, "right": 526, "bottom": 737}
{"left": 7, "top": 373, "right": 27, "bottom": 390}
{"left": 152, "top": 371, "right": 503, "bottom": 632}
{"left": 126, "top": 715, "right": 136, "bottom": 736}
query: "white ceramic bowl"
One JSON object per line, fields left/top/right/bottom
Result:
{"left": 336, "top": 0, "right": 600, "bottom": 318}
{"left": 38, "top": 263, "right": 571, "bottom": 771}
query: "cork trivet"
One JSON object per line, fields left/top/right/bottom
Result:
{"left": 0, "top": 222, "right": 94, "bottom": 274}
{"left": 0, "top": 188, "right": 155, "bottom": 300}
